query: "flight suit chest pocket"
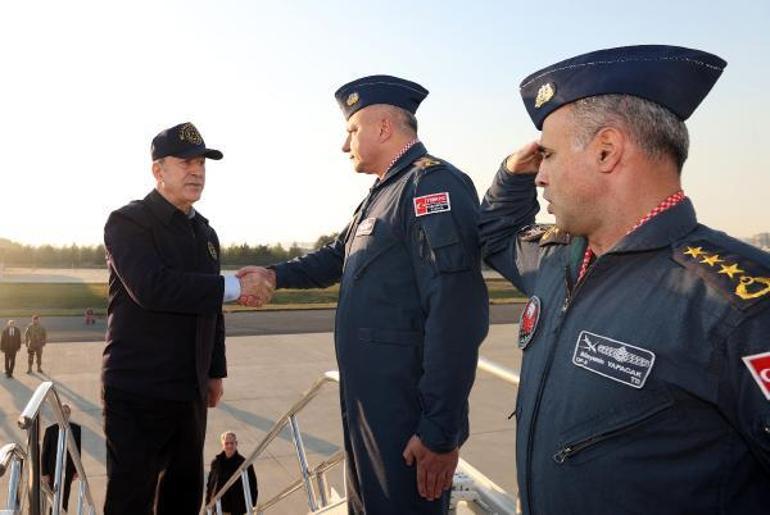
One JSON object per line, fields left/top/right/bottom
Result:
{"left": 417, "top": 213, "right": 469, "bottom": 273}
{"left": 552, "top": 388, "right": 676, "bottom": 465}
{"left": 347, "top": 219, "right": 401, "bottom": 280}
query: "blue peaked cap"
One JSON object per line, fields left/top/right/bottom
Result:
{"left": 519, "top": 45, "right": 727, "bottom": 130}
{"left": 335, "top": 75, "right": 428, "bottom": 120}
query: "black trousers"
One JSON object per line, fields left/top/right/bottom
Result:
{"left": 4, "top": 351, "right": 16, "bottom": 375}
{"left": 103, "top": 386, "right": 207, "bottom": 515}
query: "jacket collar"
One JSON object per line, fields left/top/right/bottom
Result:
{"left": 609, "top": 197, "right": 699, "bottom": 254}
{"left": 373, "top": 142, "right": 428, "bottom": 189}
{"left": 145, "top": 189, "right": 208, "bottom": 226}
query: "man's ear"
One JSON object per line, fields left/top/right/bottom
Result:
{"left": 593, "top": 127, "right": 624, "bottom": 173}
{"left": 378, "top": 116, "right": 394, "bottom": 142}
{"left": 152, "top": 160, "right": 163, "bottom": 181}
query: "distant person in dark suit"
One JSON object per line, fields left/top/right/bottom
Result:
{"left": 205, "top": 431, "right": 257, "bottom": 514}
{"left": 41, "top": 404, "right": 82, "bottom": 511}
{"left": 1, "top": 320, "right": 22, "bottom": 377}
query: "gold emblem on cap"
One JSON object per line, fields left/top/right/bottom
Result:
{"left": 346, "top": 92, "right": 360, "bottom": 107}
{"left": 534, "top": 83, "right": 556, "bottom": 109}
{"left": 179, "top": 123, "right": 203, "bottom": 145}
{"left": 208, "top": 241, "right": 218, "bottom": 261}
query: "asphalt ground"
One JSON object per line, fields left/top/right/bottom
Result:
{"left": 38, "top": 304, "right": 525, "bottom": 343}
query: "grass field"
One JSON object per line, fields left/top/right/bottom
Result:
{"left": 0, "top": 278, "right": 524, "bottom": 316}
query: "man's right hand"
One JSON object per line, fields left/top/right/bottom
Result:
{"left": 504, "top": 141, "right": 542, "bottom": 175}
{"left": 236, "top": 266, "right": 277, "bottom": 307}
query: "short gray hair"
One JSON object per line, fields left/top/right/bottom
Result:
{"left": 385, "top": 105, "right": 418, "bottom": 135}
{"left": 569, "top": 95, "right": 689, "bottom": 172}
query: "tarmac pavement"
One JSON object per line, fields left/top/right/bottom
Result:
{"left": 0, "top": 311, "right": 523, "bottom": 514}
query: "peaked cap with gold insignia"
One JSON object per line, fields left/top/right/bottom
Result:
{"left": 334, "top": 75, "right": 428, "bottom": 120}
{"left": 519, "top": 45, "right": 726, "bottom": 130}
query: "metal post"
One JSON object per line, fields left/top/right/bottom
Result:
{"left": 52, "top": 425, "right": 68, "bottom": 515}
{"left": 288, "top": 415, "right": 317, "bottom": 511}
{"left": 76, "top": 480, "right": 85, "bottom": 515}
{"left": 316, "top": 472, "right": 329, "bottom": 507}
{"left": 241, "top": 469, "right": 254, "bottom": 514}
{"left": 6, "top": 457, "right": 22, "bottom": 510}
{"left": 215, "top": 499, "right": 223, "bottom": 515}
{"left": 26, "top": 415, "right": 41, "bottom": 515}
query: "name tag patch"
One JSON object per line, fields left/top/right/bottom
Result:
{"left": 742, "top": 351, "right": 770, "bottom": 400}
{"left": 355, "top": 217, "right": 376, "bottom": 237}
{"left": 572, "top": 331, "right": 655, "bottom": 389}
{"left": 414, "top": 192, "right": 451, "bottom": 217}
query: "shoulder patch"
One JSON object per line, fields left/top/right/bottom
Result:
{"left": 413, "top": 156, "right": 442, "bottom": 169}
{"left": 674, "top": 241, "right": 770, "bottom": 310}
{"left": 518, "top": 224, "right": 571, "bottom": 245}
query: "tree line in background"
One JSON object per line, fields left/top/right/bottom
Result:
{"left": 0, "top": 233, "right": 339, "bottom": 268}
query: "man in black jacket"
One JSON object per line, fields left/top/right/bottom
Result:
{"left": 1, "top": 320, "right": 22, "bottom": 377}
{"left": 102, "top": 122, "right": 268, "bottom": 514}
{"left": 205, "top": 431, "right": 257, "bottom": 514}
{"left": 41, "top": 404, "right": 82, "bottom": 511}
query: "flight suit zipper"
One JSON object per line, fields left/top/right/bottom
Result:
{"left": 524, "top": 257, "right": 601, "bottom": 514}
{"left": 552, "top": 400, "right": 674, "bottom": 464}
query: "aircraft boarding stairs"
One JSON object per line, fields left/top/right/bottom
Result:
{"left": 205, "top": 357, "right": 520, "bottom": 515}
{"left": 0, "top": 357, "right": 519, "bottom": 514}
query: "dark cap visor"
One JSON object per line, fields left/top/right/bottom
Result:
{"left": 166, "top": 146, "right": 223, "bottom": 160}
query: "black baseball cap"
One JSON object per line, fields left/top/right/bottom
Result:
{"left": 151, "top": 122, "right": 223, "bottom": 160}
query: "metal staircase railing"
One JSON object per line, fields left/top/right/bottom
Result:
{"left": 0, "top": 381, "right": 97, "bottom": 515}
{"left": 206, "top": 357, "right": 521, "bottom": 514}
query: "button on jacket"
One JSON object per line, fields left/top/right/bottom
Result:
{"left": 479, "top": 167, "right": 770, "bottom": 515}
{"left": 103, "top": 189, "right": 226, "bottom": 401}
{"left": 271, "top": 142, "right": 489, "bottom": 513}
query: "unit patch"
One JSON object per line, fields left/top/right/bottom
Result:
{"left": 355, "top": 217, "right": 376, "bottom": 237}
{"left": 742, "top": 351, "right": 770, "bottom": 401}
{"left": 414, "top": 192, "right": 451, "bottom": 217}
{"left": 572, "top": 331, "right": 655, "bottom": 389}
{"left": 208, "top": 241, "right": 218, "bottom": 261}
{"left": 518, "top": 296, "right": 541, "bottom": 350}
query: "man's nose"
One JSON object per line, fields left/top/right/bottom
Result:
{"left": 342, "top": 135, "right": 351, "bottom": 153}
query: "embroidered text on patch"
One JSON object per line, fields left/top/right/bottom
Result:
{"left": 414, "top": 192, "right": 451, "bottom": 217}
{"left": 355, "top": 217, "right": 376, "bottom": 237}
{"left": 572, "top": 331, "right": 655, "bottom": 389}
{"left": 742, "top": 351, "right": 770, "bottom": 401}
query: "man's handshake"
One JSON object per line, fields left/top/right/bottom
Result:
{"left": 236, "top": 266, "right": 277, "bottom": 307}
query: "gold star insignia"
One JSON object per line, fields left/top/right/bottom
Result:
{"left": 683, "top": 246, "right": 704, "bottom": 258}
{"left": 718, "top": 263, "right": 745, "bottom": 279}
{"left": 700, "top": 254, "right": 724, "bottom": 267}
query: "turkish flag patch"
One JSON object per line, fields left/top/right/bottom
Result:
{"left": 742, "top": 351, "right": 770, "bottom": 400}
{"left": 414, "top": 192, "right": 451, "bottom": 217}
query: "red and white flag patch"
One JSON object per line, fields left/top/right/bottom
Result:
{"left": 742, "top": 351, "right": 770, "bottom": 400}
{"left": 414, "top": 192, "right": 451, "bottom": 217}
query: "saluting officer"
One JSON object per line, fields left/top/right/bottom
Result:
{"left": 479, "top": 45, "right": 770, "bottom": 514}
{"left": 239, "top": 76, "right": 489, "bottom": 514}
{"left": 102, "top": 122, "right": 265, "bottom": 514}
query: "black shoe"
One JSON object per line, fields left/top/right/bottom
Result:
{"left": 27, "top": 369, "right": 32, "bottom": 374}
{"left": 37, "top": 367, "right": 43, "bottom": 373}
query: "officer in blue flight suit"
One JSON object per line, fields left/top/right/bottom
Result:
{"left": 479, "top": 46, "right": 770, "bottom": 514}
{"left": 265, "top": 76, "right": 489, "bottom": 513}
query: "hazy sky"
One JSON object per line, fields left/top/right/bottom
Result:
{"left": 1, "top": 0, "right": 768, "bottom": 246}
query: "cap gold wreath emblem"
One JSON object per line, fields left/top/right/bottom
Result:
{"left": 534, "top": 83, "right": 556, "bottom": 109}
{"left": 179, "top": 123, "right": 203, "bottom": 145}
{"left": 346, "top": 92, "right": 360, "bottom": 107}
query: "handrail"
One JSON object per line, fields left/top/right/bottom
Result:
{"left": 477, "top": 356, "right": 520, "bottom": 386}
{"left": 12, "top": 381, "right": 97, "bottom": 515}
{"left": 204, "top": 370, "right": 341, "bottom": 514}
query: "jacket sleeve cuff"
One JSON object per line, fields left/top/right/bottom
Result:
{"left": 416, "top": 416, "right": 459, "bottom": 453}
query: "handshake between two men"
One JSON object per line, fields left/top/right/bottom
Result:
{"left": 235, "top": 266, "right": 277, "bottom": 307}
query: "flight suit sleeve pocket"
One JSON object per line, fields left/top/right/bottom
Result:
{"left": 358, "top": 328, "right": 424, "bottom": 347}
{"left": 418, "top": 215, "right": 469, "bottom": 273}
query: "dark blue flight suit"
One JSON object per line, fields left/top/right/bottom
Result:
{"left": 479, "top": 168, "right": 770, "bottom": 514}
{"left": 271, "top": 142, "right": 489, "bottom": 514}
{"left": 103, "top": 189, "right": 226, "bottom": 514}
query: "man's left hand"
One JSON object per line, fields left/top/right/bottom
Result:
{"left": 402, "top": 434, "right": 458, "bottom": 501}
{"left": 207, "top": 378, "right": 224, "bottom": 408}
